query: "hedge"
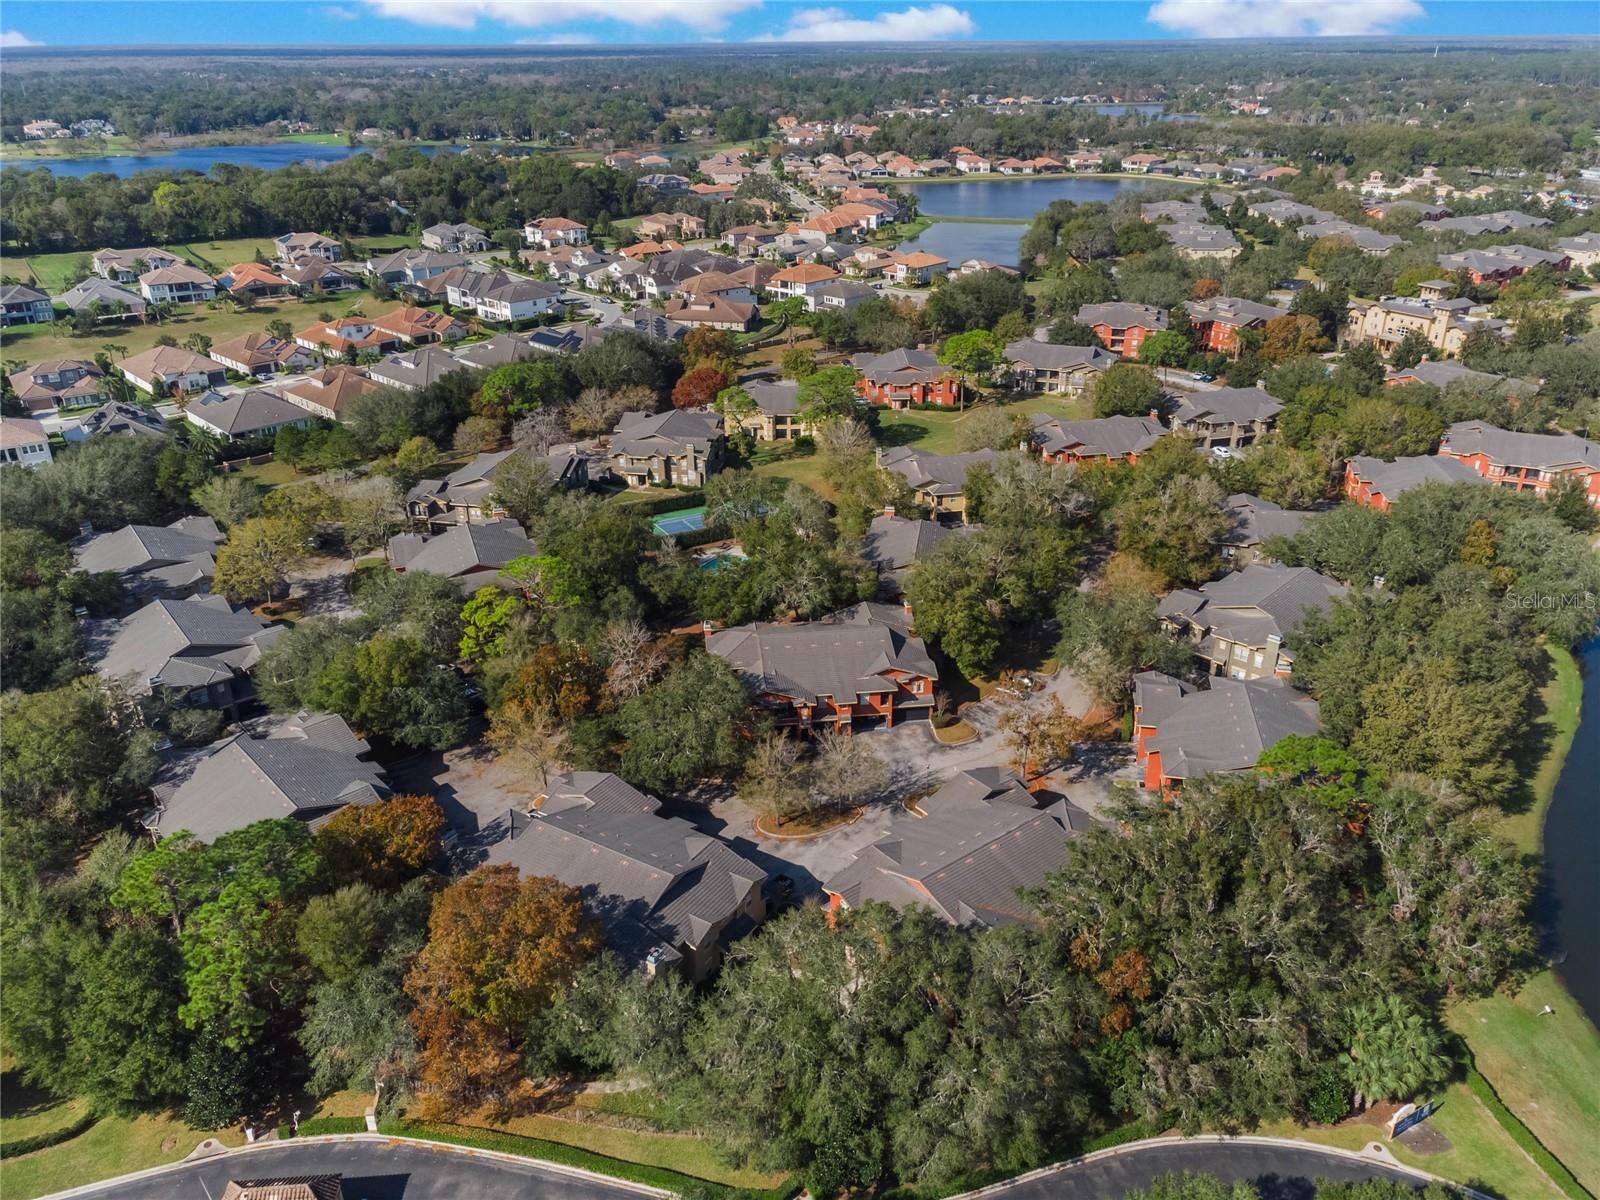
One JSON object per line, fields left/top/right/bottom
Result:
{"left": 280, "top": 1116, "right": 368, "bottom": 1138}
{"left": 612, "top": 489, "right": 706, "bottom": 516}
{"left": 1463, "top": 1066, "right": 1591, "bottom": 1200}
{"left": 377, "top": 1119, "right": 796, "bottom": 1199}
{"left": 0, "top": 1111, "right": 100, "bottom": 1159}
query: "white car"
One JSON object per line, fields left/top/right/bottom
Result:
{"left": 1210, "top": 445, "right": 1235, "bottom": 459}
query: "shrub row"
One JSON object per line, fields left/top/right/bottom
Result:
{"left": 0, "top": 1111, "right": 100, "bottom": 1160}
{"left": 1463, "top": 1066, "right": 1590, "bottom": 1200}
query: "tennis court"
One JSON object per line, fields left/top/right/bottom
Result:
{"left": 651, "top": 506, "right": 708, "bottom": 536}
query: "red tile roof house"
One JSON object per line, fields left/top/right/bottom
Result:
{"left": 214, "top": 263, "right": 293, "bottom": 299}
{"left": 281, "top": 366, "right": 382, "bottom": 421}
{"left": 769, "top": 262, "right": 840, "bottom": 299}
{"left": 1077, "top": 301, "right": 1168, "bottom": 357}
{"left": 851, "top": 348, "right": 963, "bottom": 408}
{"left": 1029, "top": 413, "right": 1166, "bottom": 465}
{"left": 1437, "top": 420, "right": 1600, "bottom": 507}
{"left": 885, "top": 251, "right": 950, "bottom": 286}
{"left": 1132, "top": 672, "right": 1321, "bottom": 793}
{"left": 1121, "top": 153, "right": 1164, "bottom": 173}
{"left": 523, "top": 216, "right": 591, "bottom": 248}
{"left": 372, "top": 305, "right": 467, "bottom": 345}
{"left": 706, "top": 602, "right": 938, "bottom": 733}
{"left": 210, "top": 333, "right": 318, "bottom": 379}
{"left": 1184, "top": 296, "right": 1288, "bottom": 353}
{"left": 1343, "top": 454, "right": 1486, "bottom": 510}
{"left": 295, "top": 316, "right": 403, "bottom": 357}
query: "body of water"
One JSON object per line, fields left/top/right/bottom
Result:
{"left": 1541, "top": 637, "right": 1600, "bottom": 1027}
{"left": 0, "top": 141, "right": 463, "bottom": 179}
{"left": 898, "top": 175, "right": 1176, "bottom": 265}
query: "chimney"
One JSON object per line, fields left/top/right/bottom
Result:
{"left": 902, "top": 599, "right": 914, "bottom": 623}
{"left": 881, "top": 504, "right": 896, "bottom": 518}
{"left": 1149, "top": 408, "right": 1161, "bottom": 422}
{"left": 1256, "top": 379, "right": 1266, "bottom": 390}
{"left": 701, "top": 619, "right": 715, "bottom": 643}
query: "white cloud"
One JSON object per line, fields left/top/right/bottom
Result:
{"left": 363, "top": 0, "right": 761, "bottom": 33}
{"left": 752, "top": 3, "right": 975, "bottom": 41}
{"left": 322, "top": 5, "right": 360, "bottom": 20}
{"left": 0, "top": 30, "right": 43, "bottom": 47}
{"left": 1146, "top": 0, "right": 1424, "bottom": 37}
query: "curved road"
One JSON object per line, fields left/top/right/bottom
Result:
{"left": 49, "top": 1138, "right": 657, "bottom": 1200}
{"left": 970, "top": 1139, "right": 1439, "bottom": 1199}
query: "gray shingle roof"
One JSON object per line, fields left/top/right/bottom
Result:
{"left": 1347, "top": 454, "right": 1486, "bottom": 501}
{"left": 186, "top": 389, "right": 308, "bottom": 438}
{"left": 823, "top": 767, "right": 1096, "bottom": 926}
{"left": 862, "top": 513, "right": 959, "bottom": 572}
{"left": 878, "top": 446, "right": 998, "bottom": 496}
{"left": 75, "top": 516, "right": 223, "bottom": 590}
{"left": 1184, "top": 296, "right": 1287, "bottom": 327}
{"left": 1029, "top": 413, "right": 1166, "bottom": 460}
{"left": 1003, "top": 339, "right": 1118, "bottom": 373}
{"left": 1441, "top": 421, "right": 1600, "bottom": 473}
{"left": 1296, "top": 220, "right": 1401, "bottom": 253}
{"left": 1159, "top": 564, "right": 1347, "bottom": 650}
{"left": 1139, "top": 674, "right": 1321, "bottom": 779}
{"left": 387, "top": 518, "right": 533, "bottom": 588}
{"left": 612, "top": 408, "right": 723, "bottom": 458}
{"left": 1171, "top": 385, "right": 1283, "bottom": 427}
{"left": 56, "top": 277, "right": 147, "bottom": 314}
{"left": 92, "top": 595, "right": 283, "bottom": 694}
{"left": 742, "top": 378, "right": 801, "bottom": 417}
{"left": 1218, "top": 494, "right": 1312, "bottom": 549}
{"left": 708, "top": 602, "right": 937, "bottom": 707}
{"left": 366, "top": 345, "right": 467, "bottom": 391}
{"left": 485, "top": 771, "right": 766, "bottom": 965}
{"left": 850, "top": 347, "right": 947, "bottom": 386}
{"left": 148, "top": 711, "right": 386, "bottom": 842}
{"left": 1077, "top": 302, "right": 1168, "bottom": 331}
{"left": 1429, "top": 210, "right": 1551, "bottom": 235}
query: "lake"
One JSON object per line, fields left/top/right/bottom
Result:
{"left": 0, "top": 141, "right": 464, "bottom": 179}
{"left": 897, "top": 175, "right": 1180, "bottom": 266}
{"left": 1541, "top": 637, "right": 1600, "bottom": 1027}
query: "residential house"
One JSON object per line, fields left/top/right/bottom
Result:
{"left": 0, "top": 417, "right": 53, "bottom": 469}
{"left": 7, "top": 359, "right": 105, "bottom": 414}
{"left": 1159, "top": 564, "right": 1347, "bottom": 680}
{"left": 769, "top": 263, "right": 841, "bottom": 299}
{"left": 209, "top": 333, "right": 318, "bottom": 378}
{"left": 1003, "top": 339, "right": 1117, "bottom": 397}
{"left": 1142, "top": 199, "right": 1209, "bottom": 225}
{"left": 1435, "top": 244, "right": 1569, "bottom": 286}
{"left": 611, "top": 408, "right": 725, "bottom": 487}
{"left": 708, "top": 602, "right": 938, "bottom": 732}
{"left": 1217, "top": 494, "right": 1312, "bottom": 566}
{"left": 1343, "top": 294, "right": 1504, "bottom": 358}
{"left": 885, "top": 251, "right": 950, "bottom": 286}
{"left": 689, "top": 182, "right": 737, "bottom": 202}
{"left": 485, "top": 771, "right": 767, "bottom": 981}
{"left": 91, "top": 594, "right": 283, "bottom": 712}
{"left": 221, "top": 1176, "right": 343, "bottom": 1200}
{"left": 1343, "top": 454, "right": 1486, "bottom": 510}
{"left": 637, "top": 212, "right": 705, "bottom": 241}
{"left": 1030, "top": 413, "right": 1166, "bottom": 465}
{"left": 523, "top": 217, "right": 591, "bottom": 248}
{"left": 639, "top": 173, "right": 690, "bottom": 194}
{"left": 1164, "top": 223, "right": 1242, "bottom": 260}
{"left": 454, "top": 332, "right": 540, "bottom": 369}
{"left": 852, "top": 348, "right": 963, "bottom": 408}
{"left": 373, "top": 305, "right": 467, "bottom": 345}
{"left": 954, "top": 153, "right": 992, "bottom": 174}
{"left": 118, "top": 346, "right": 228, "bottom": 395}
{"left": 661, "top": 294, "right": 757, "bottom": 332}
{"left": 1554, "top": 232, "right": 1600, "bottom": 270}
{"left": 65, "top": 401, "right": 168, "bottom": 443}
{"left": 366, "top": 345, "right": 468, "bottom": 393}
{"left": 957, "top": 258, "right": 1020, "bottom": 277}
{"left": 55, "top": 277, "right": 147, "bottom": 321}
{"left": 676, "top": 271, "right": 758, "bottom": 306}
{"left": 214, "top": 263, "right": 293, "bottom": 299}
{"left": 805, "top": 279, "right": 876, "bottom": 313}
{"left": 295, "top": 315, "right": 401, "bottom": 357}
{"left": 861, "top": 510, "right": 960, "bottom": 585}
{"left": 1438, "top": 420, "right": 1600, "bottom": 506}
{"left": 1363, "top": 199, "right": 1450, "bottom": 221}
{"left": 1132, "top": 673, "right": 1321, "bottom": 792}
{"left": 184, "top": 389, "right": 311, "bottom": 443}
{"left": 281, "top": 259, "right": 362, "bottom": 294}
{"left": 406, "top": 448, "right": 587, "bottom": 529}
{"left": 824, "top": 767, "right": 1094, "bottom": 926}
{"left": 1169, "top": 385, "right": 1282, "bottom": 449}
{"left": 1384, "top": 359, "right": 1526, "bottom": 392}
{"left": 1184, "top": 296, "right": 1287, "bottom": 353}
{"left": 281, "top": 366, "right": 382, "bottom": 421}
{"left": 274, "top": 232, "right": 342, "bottom": 263}
{"left": 1077, "top": 302, "right": 1168, "bottom": 357}
{"left": 1247, "top": 200, "right": 1337, "bottom": 226}
{"left": 726, "top": 378, "right": 813, "bottom": 442}
{"left": 144, "top": 712, "right": 385, "bottom": 842}
{"left": 1121, "top": 153, "right": 1164, "bottom": 173}
{"left": 364, "top": 248, "right": 467, "bottom": 287}
{"left": 1296, "top": 220, "right": 1401, "bottom": 255}
{"left": 420, "top": 222, "right": 490, "bottom": 253}
{"left": 1428, "top": 210, "right": 1551, "bottom": 236}
{"left": 387, "top": 518, "right": 536, "bottom": 592}
{"left": 1, "top": 283, "right": 54, "bottom": 327}
{"left": 138, "top": 263, "right": 217, "bottom": 304}
{"left": 877, "top": 446, "right": 997, "bottom": 522}
{"left": 92, "top": 247, "right": 180, "bottom": 283}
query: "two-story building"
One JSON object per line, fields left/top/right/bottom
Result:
{"left": 1029, "top": 413, "right": 1166, "bottom": 465}
{"left": 610, "top": 408, "right": 725, "bottom": 487}
{"left": 1342, "top": 453, "right": 1486, "bottom": 510}
{"left": 1438, "top": 421, "right": 1600, "bottom": 507}
{"left": 210, "top": 333, "right": 318, "bottom": 378}
{"left": 0, "top": 417, "right": 54, "bottom": 469}
{"left": 727, "top": 379, "right": 816, "bottom": 442}
{"left": 1169, "top": 385, "right": 1283, "bottom": 450}
{"left": 274, "top": 232, "right": 342, "bottom": 263}
{"left": 1077, "top": 302, "right": 1168, "bottom": 357}
{"left": 138, "top": 263, "right": 217, "bottom": 304}
{"left": 707, "top": 602, "right": 938, "bottom": 732}
{"left": 1132, "top": 672, "right": 1320, "bottom": 792}
{"left": 6, "top": 359, "right": 105, "bottom": 414}
{"left": 420, "top": 222, "right": 490, "bottom": 253}
{"left": 852, "top": 348, "right": 963, "bottom": 408}
{"left": 1184, "top": 296, "right": 1287, "bottom": 353}
{"left": 406, "top": 447, "right": 588, "bottom": 529}
{"left": 523, "top": 217, "right": 591, "bottom": 248}
{"left": 118, "top": 346, "right": 228, "bottom": 396}
{"left": 877, "top": 446, "right": 998, "bottom": 522}
{"left": 1, "top": 283, "right": 55, "bottom": 327}
{"left": 1158, "top": 564, "right": 1347, "bottom": 680}
{"left": 92, "top": 247, "right": 180, "bottom": 283}
{"left": 1003, "top": 339, "right": 1118, "bottom": 397}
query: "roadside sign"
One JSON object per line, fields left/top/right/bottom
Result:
{"left": 1391, "top": 1100, "right": 1436, "bottom": 1138}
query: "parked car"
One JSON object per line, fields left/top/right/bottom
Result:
{"left": 1210, "top": 445, "right": 1235, "bottom": 459}
{"left": 1190, "top": 371, "right": 1215, "bottom": 382}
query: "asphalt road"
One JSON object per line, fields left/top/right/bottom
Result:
{"left": 53, "top": 1139, "right": 654, "bottom": 1200}
{"left": 982, "top": 1141, "right": 1432, "bottom": 1200}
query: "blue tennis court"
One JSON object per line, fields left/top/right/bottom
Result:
{"left": 651, "top": 506, "right": 707, "bottom": 536}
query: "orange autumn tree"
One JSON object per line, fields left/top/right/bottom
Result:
{"left": 405, "top": 865, "right": 600, "bottom": 1118}
{"left": 317, "top": 793, "right": 446, "bottom": 888}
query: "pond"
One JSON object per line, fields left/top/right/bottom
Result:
{"left": 1541, "top": 637, "right": 1600, "bottom": 1027}
{"left": 0, "top": 141, "right": 465, "bottom": 179}
{"left": 893, "top": 221, "right": 1032, "bottom": 269}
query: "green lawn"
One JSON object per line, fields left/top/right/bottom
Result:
{"left": 0, "top": 288, "right": 385, "bottom": 365}
{"left": 0, "top": 1111, "right": 244, "bottom": 1200}
{"left": 0, "top": 1073, "right": 91, "bottom": 1146}
{"left": 1260, "top": 1081, "right": 1565, "bottom": 1200}
{"left": 232, "top": 458, "right": 304, "bottom": 489}
{"left": 488, "top": 1111, "right": 785, "bottom": 1190}
{"left": 875, "top": 393, "right": 1089, "bottom": 455}
{"left": 749, "top": 444, "right": 836, "bottom": 500}
{"left": 276, "top": 132, "right": 348, "bottom": 145}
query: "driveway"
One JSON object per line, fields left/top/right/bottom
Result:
{"left": 288, "top": 555, "right": 356, "bottom": 618}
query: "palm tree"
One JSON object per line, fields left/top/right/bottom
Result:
{"left": 1345, "top": 997, "right": 1450, "bottom": 1110}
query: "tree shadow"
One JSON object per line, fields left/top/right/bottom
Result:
{"left": 874, "top": 419, "right": 931, "bottom": 448}
{"left": 0, "top": 1070, "right": 62, "bottom": 1120}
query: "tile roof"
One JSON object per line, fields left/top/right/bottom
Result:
{"left": 92, "top": 595, "right": 283, "bottom": 694}
{"left": 1347, "top": 453, "right": 1486, "bottom": 500}
{"left": 1077, "top": 302, "right": 1169, "bottom": 330}
{"left": 1139, "top": 675, "right": 1321, "bottom": 779}
{"left": 387, "top": 518, "right": 534, "bottom": 589}
{"left": 1029, "top": 413, "right": 1166, "bottom": 460}
{"left": 186, "top": 388, "right": 309, "bottom": 438}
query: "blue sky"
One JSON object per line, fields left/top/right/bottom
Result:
{"left": 0, "top": 1, "right": 1594, "bottom": 49}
